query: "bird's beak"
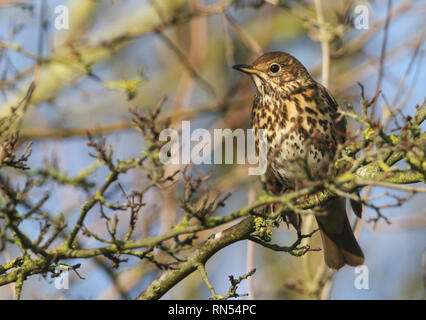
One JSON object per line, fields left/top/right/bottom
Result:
{"left": 232, "top": 64, "right": 259, "bottom": 75}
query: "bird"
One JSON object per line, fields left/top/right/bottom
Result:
{"left": 233, "top": 51, "right": 364, "bottom": 270}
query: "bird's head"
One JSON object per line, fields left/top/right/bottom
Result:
{"left": 233, "top": 51, "right": 313, "bottom": 94}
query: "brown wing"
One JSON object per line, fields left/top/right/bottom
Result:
{"left": 316, "top": 82, "right": 347, "bottom": 144}
{"left": 316, "top": 82, "right": 362, "bottom": 218}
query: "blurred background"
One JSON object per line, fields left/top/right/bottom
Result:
{"left": 0, "top": 0, "right": 425, "bottom": 299}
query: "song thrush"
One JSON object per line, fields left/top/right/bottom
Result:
{"left": 233, "top": 51, "right": 364, "bottom": 269}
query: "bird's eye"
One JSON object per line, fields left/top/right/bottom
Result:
{"left": 269, "top": 64, "right": 280, "bottom": 73}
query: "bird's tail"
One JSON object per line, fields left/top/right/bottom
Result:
{"left": 315, "top": 197, "right": 364, "bottom": 270}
